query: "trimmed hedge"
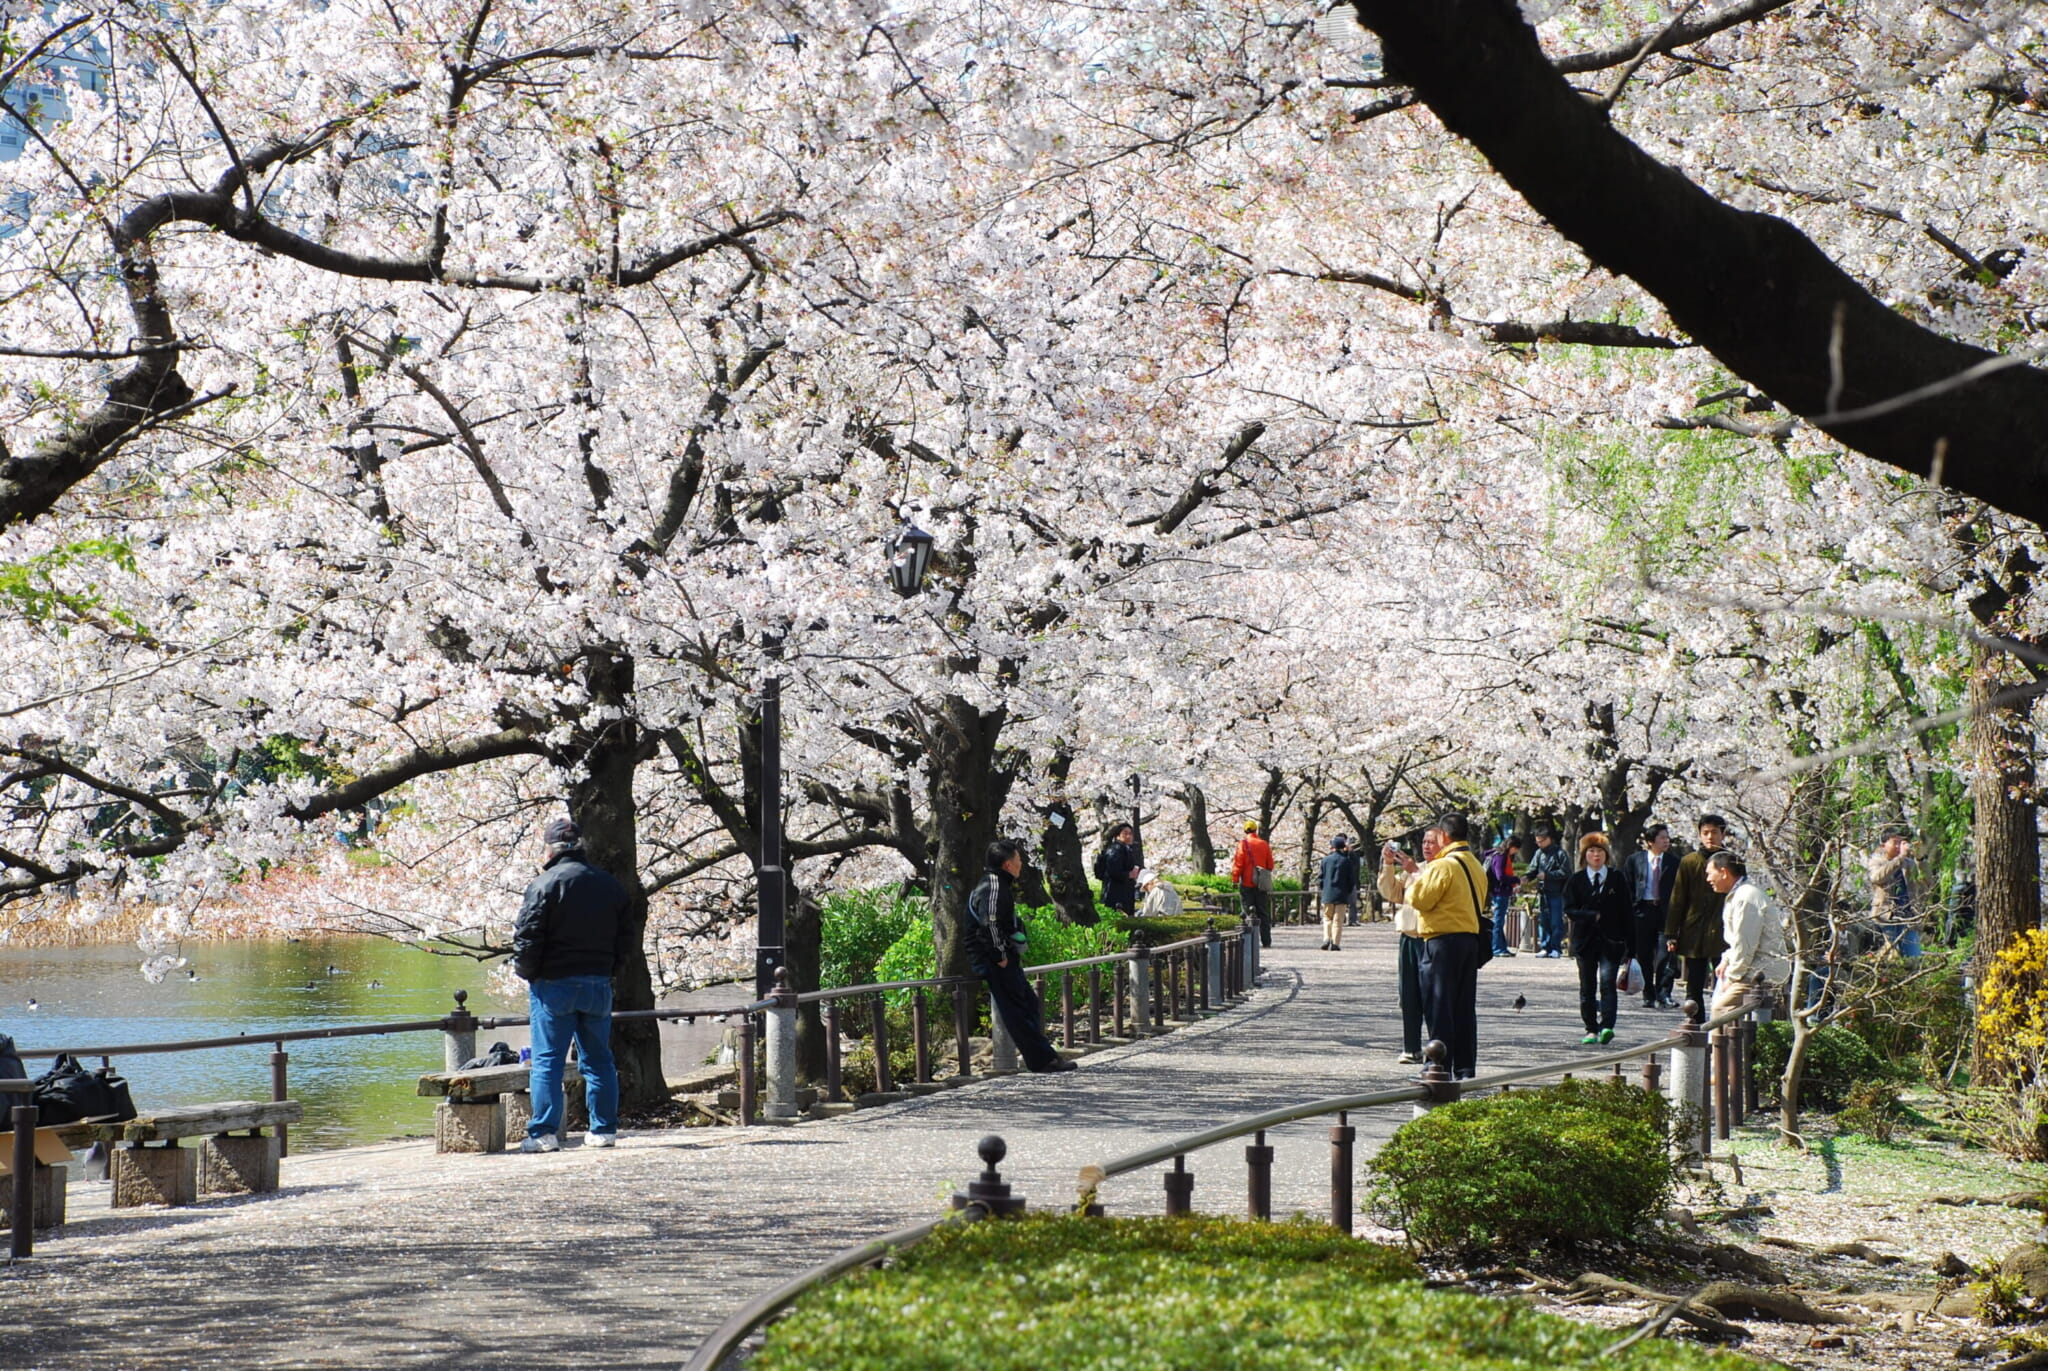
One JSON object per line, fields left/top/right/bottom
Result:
{"left": 753, "top": 1214, "right": 1751, "bottom": 1370}
{"left": 1366, "top": 1080, "right": 1674, "bottom": 1259}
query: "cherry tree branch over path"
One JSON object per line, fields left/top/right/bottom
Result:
{"left": 1345, "top": 0, "right": 2048, "bottom": 529}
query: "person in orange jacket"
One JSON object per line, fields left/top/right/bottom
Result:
{"left": 1232, "top": 820, "right": 1276, "bottom": 948}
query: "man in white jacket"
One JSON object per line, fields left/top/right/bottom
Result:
{"left": 1706, "top": 851, "right": 1790, "bottom": 1015}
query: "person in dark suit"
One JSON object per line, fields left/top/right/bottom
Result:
{"left": 1564, "top": 833, "right": 1634, "bottom": 1044}
{"left": 1622, "top": 823, "right": 1680, "bottom": 1008}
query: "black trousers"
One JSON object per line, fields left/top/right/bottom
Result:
{"left": 1577, "top": 941, "right": 1622, "bottom": 1033}
{"left": 977, "top": 956, "right": 1061, "bottom": 1071}
{"left": 1633, "top": 906, "right": 1669, "bottom": 1004}
{"left": 1419, "top": 931, "right": 1481, "bottom": 1078}
{"left": 1398, "top": 932, "right": 1427, "bottom": 1055}
{"left": 1680, "top": 955, "right": 1713, "bottom": 1015}
{"left": 1240, "top": 886, "right": 1272, "bottom": 946}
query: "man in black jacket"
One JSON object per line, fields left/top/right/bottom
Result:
{"left": 1098, "top": 825, "right": 1140, "bottom": 916}
{"left": 512, "top": 818, "right": 633, "bottom": 1152}
{"left": 1622, "top": 824, "right": 1680, "bottom": 1009}
{"left": 967, "top": 840, "right": 1075, "bottom": 1074}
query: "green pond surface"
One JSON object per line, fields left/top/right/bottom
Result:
{"left": 0, "top": 937, "right": 527, "bottom": 1151}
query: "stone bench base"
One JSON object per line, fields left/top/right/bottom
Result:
{"left": 434, "top": 1092, "right": 533, "bottom": 1154}
{"left": 112, "top": 1132, "right": 285, "bottom": 1207}
{"left": 0, "top": 1163, "right": 66, "bottom": 1230}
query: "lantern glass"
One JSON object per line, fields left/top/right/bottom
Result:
{"left": 888, "top": 525, "right": 935, "bottom": 597}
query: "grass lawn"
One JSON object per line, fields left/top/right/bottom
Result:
{"left": 752, "top": 1214, "right": 1772, "bottom": 1370}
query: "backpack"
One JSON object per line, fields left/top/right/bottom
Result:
{"left": 0, "top": 1034, "right": 26, "bottom": 1115}
{"left": 1093, "top": 847, "right": 1111, "bottom": 881}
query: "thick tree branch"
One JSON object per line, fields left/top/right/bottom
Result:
{"left": 284, "top": 727, "right": 545, "bottom": 821}
{"left": 1348, "top": 0, "right": 2048, "bottom": 529}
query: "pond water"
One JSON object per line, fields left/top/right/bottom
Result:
{"left": 0, "top": 938, "right": 525, "bottom": 1151}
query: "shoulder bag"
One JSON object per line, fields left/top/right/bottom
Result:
{"left": 1452, "top": 853, "right": 1494, "bottom": 968}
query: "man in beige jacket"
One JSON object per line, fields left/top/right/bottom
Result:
{"left": 1708, "top": 851, "right": 1789, "bottom": 1016}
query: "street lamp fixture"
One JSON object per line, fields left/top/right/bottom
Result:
{"left": 887, "top": 523, "right": 936, "bottom": 598}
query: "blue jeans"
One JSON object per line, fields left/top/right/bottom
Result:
{"left": 1878, "top": 923, "right": 1922, "bottom": 958}
{"left": 527, "top": 974, "right": 619, "bottom": 1138}
{"left": 1539, "top": 893, "right": 1565, "bottom": 955}
{"left": 1489, "top": 893, "right": 1514, "bottom": 956}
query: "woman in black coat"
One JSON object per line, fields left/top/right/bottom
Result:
{"left": 1564, "top": 833, "right": 1634, "bottom": 1043}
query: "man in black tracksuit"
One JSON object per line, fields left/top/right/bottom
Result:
{"left": 966, "top": 840, "right": 1075, "bottom": 1074}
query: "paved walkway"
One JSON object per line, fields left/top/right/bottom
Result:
{"left": 3, "top": 927, "right": 1673, "bottom": 1370}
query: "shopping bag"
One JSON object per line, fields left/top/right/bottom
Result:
{"left": 1617, "top": 957, "right": 1643, "bottom": 997}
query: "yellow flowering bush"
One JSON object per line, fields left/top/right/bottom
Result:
{"left": 1979, "top": 929, "right": 2048, "bottom": 1080}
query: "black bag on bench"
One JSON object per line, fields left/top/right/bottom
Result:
{"left": 22, "top": 1054, "right": 137, "bottom": 1127}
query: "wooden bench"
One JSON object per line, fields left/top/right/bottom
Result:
{"left": 0, "top": 1125, "right": 74, "bottom": 1231}
{"left": 94, "top": 1101, "right": 302, "bottom": 1208}
{"left": 417, "top": 1063, "right": 531, "bottom": 1154}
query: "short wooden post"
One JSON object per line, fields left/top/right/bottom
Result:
{"left": 270, "top": 1045, "right": 290, "bottom": 1159}
{"left": 1061, "top": 973, "right": 1076, "bottom": 1049}
{"left": 1640, "top": 1052, "right": 1662, "bottom": 1095}
{"left": 1087, "top": 966, "right": 1103, "bottom": 1043}
{"left": 952, "top": 983, "right": 974, "bottom": 1078}
{"left": 1114, "top": 960, "right": 1129, "bottom": 1038}
{"left": 870, "top": 996, "right": 896, "bottom": 1094}
{"left": 10, "top": 1103, "right": 35, "bottom": 1258}
{"left": 1330, "top": 1110, "right": 1356, "bottom": 1234}
{"left": 1246, "top": 1129, "right": 1273, "bottom": 1221}
{"left": 1714, "top": 1026, "right": 1732, "bottom": 1142}
{"left": 825, "top": 1001, "right": 845, "bottom": 1102}
{"left": 911, "top": 992, "right": 932, "bottom": 1084}
{"left": 737, "top": 1016, "right": 757, "bottom": 1126}
{"left": 1163, "top": 1154, "right": 1194, "bottom": 1216}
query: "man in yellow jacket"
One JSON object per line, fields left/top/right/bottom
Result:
{"left": 1385, "top": 812, "right": 1485, "bottom": 1079}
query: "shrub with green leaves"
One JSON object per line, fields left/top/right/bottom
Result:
{"left": 1751, "top": 1020, "right": 1894, "bottom": 1109}
{"left": 871, "top": 902, "right": 1129, "bottom": 1011}
{"left": 819, "top": 885, "right": 927, "bottom": 990}
{"left": 753, "top": 1213, "right": 1750, "bottom": 1371}
{"left": 1365, "top": 1080, "right": 1674, "bottom": 1259}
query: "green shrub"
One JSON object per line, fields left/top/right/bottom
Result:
{"left": 1752, "top": 1021, "right": 1894, "bottom": 1109}
{"left": 1115, "top": 913, "right": 1221, "bottom": 943}
{"left": 1830, "top": 947, "right": 1971, "bottom": 1083}
{"left": 754, "top": 1213, "right": 1749, "bottom": 1371}
{"left": 1837, "top": 1078, "right": 1905, "bottom": 1142}
{"left": 1171, "top": 872, "right": 1238, "bottom": 893}
{"left": 819, "top": 885, "right": 926, "bottom": 990}
{"left": 871, "top": 904, "right": 1128, "bottom": 1011}
{"left": 1365, "top": 1080, "right": 1674, "bottom": 1259}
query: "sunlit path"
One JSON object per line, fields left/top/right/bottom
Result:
{"left": 4, "top": 926, "right": 1670, "bottom": 1370}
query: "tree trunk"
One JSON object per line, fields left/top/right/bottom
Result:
{"left": 1181, "top": 783, "right": 1216, "bottom": 875}
{"left": 565, "top": 648, "right": 667, "bottom": 1112}
{"left": 926, "top": 695, "right": 1015, "bottom": 979}
{"left": 1040, "top": 747, "right": 1096, "bottom": 924}
{"left": 1778, "top": 759, "right": 1836, "bottom": 1148}
{"left": 1298, "top": 788, "right": 1326, "bottom": 890}
{"left": 1971, "top": 639, "right": 2042, "bottom": 1084}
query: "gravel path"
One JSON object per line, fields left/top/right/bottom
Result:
{"left": 0, "top": 927, "right": 1651, "bottom": 1370}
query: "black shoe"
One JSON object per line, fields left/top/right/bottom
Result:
{"left": 1034, "top": 1057, "right": 1078, "bottom": 1073}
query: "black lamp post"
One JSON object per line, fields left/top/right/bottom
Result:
{"left": 1129, "top": 773, "right": 1143, "bottom": 869}
{"left": 887, "top": 523, "right": 936, "bottom": 597}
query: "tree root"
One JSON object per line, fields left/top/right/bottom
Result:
{"left": 1567, "top": 1274, "right": 1749, "bottom": 1340}
{"left": 1927, "top": 1191, "right": 2048, "bottom": 1211}
{"left": 1570, "top": 1271, "right": 1859, "bottom": 1330}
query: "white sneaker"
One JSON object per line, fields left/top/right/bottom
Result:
{"left": 520, "top": 1134, "right": 560, "bottom": 1153}
{"left": 1396, "top": 1052, "right": 1419, "bottom": 1065}
{"left": 585, "top": 1133, "right": 616, "bottom": 1149}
